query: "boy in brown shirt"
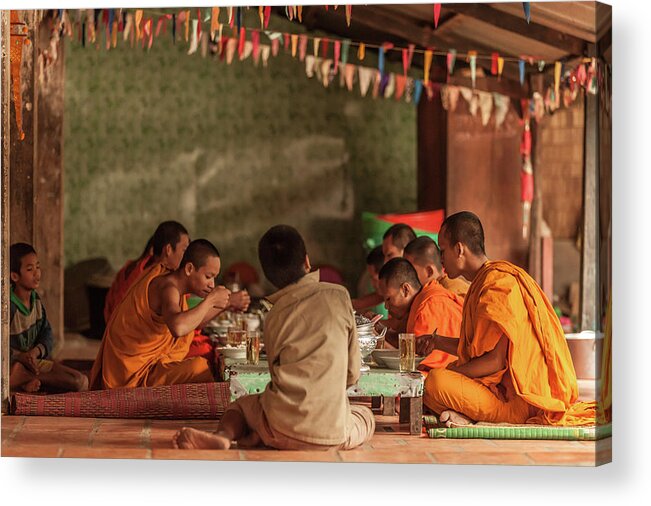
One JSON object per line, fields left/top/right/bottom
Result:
{"left": 173, "top": 225, "right": 375, "bottom": 450}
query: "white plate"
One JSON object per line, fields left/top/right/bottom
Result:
{"left": 371, "top": 349, "right": 399, "bottom": 367}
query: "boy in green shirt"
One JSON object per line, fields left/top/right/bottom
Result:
{"left": 10, "top": 243, "right": 88, "bottom": 393}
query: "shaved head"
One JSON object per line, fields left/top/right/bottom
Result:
{"left": 404, "top": 236, "right": 442, "bottom": 271}
{"left": 440, "top": 211, "right": 486, "bottom": 256}
{"left": 378, "top": 258, "right": 422, "bottom": 291}
{"left": 179, "top": 239, "right": 220, "bottom": 269}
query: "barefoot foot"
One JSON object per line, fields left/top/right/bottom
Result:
{"left": 22, "top": 378, "right": 41, "bottom": 393}
{"left": 439, "top": 410, "right": 475, "bottom": 428}
{"left": 172, "top": 427, "right": 232, "bottom": 450}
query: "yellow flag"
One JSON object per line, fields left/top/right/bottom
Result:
{"left": 291, "top": 34, "right": 299, "bottom": 57}
{"left": 497, "top": 57, "right": 504, "bottom": 79}
{"left": 135, "top": 9, "right": 143, "bottom": 40}
{"left": 358, "top": 42, "right": 365, "bottom": 60}
{"left": 185, "top": 10, "right": 190, "bottom": 42}
{"left": 424, "top": 49, "right": 433, "bottom": 84}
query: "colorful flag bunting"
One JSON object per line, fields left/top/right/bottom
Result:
{"left": 497, "top": 57, "right": 504, "bottom": 79}
{"left": 424, "top": 49, "right": 433, "bottom": 84}
{"left": 291, "top": 34, "right": 298, "bottom": 57}
{"left": 212, "top": 7, "right": 220, "bottom": 39}
{"left": 523, "top": 2, "right": 531, "bottom": 24}
{"left": 238, "top": 27, "right": 246, "bottom": 58}
{"left": 299, "top": 34, "right": 308, "bottom": 61}
{"left": 321, "top": 38, "right": 329, "bottom": 59}
{"left": 346, "top": 5, "right": 352, "bottom": 26}
{"left": 413, "top": 80, "right": 423, "bottom": 106}
{"left": 358, "top": 66, "right": 374, "bottom": 96}
{"left": 468, "top": 51, "right": 477, "bottom": 88}
{"left": 314, "top": 37, "right": 321, "bottom": 57}
{"left": 261, "top": 44, "right": 271, "bottom": 67}
{"left": 252, "top": 30, "right": 260, "bottom": 63}
{"left": 341, "top": 39, "right": 351, "bottom": 66}
{"left": 395, "top": 75, "right": 406, "bottom": 101}
{"left": 491, "top": 52, "right": 499, "bottom": 75}
{"left": 447, "top": 49, "right": 456, "bottom": 75}
{"left": 358, "top": 42, "right": 365, "bottom": 60}
{"left": 344, "top": 64, "right": 355, "bottom": 91}
{"left": 264, "top": 6, "right": 271, "bottom": 29}
{"left": 334, "top": 40, "right": 341, "bottom": 73}
{"left": 434, "top": 4, "right": 441, "bottom": 28}
{"left": 519, "top": 59, "right": 526, "bottom": 85}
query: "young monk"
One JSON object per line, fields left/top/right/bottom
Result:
{"left": 89, "top": 239, "right": 231, "bottom": 389}
{"left": 173, "top": 225, "right": 375, "bottom": 451}
{"left": 418, "top": 211, "right": 596, "bottom": 427}
{"left": 352, "top": 246, "right": 385, "bottom": 313}
{"left": 9, "top": 243, "right": 88, "bottom": 393}
{"left": 404, "top": 236, "right": 470, "bottom": 299}
{"left": 103, "top": 234, "right": 154, "bottom": 324}
{"left": 377, "top": 258, "right": 463, "bottom": 371}
{"left": 381, "top": 223, "right": 417, "bottom": 262}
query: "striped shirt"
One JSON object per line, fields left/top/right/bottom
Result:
{"left": 10, "top": 288, "right": 54, "bottom": 361}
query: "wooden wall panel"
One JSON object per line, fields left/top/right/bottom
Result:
{"left": 417, "top": 86, "right": 447, "bottom": 211}
{"left": 446, "top": 102, "right": 528, "bottom": 268}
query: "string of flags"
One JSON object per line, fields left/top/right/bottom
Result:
{"left": 11, "top": 7, "right": 611, "bottom": 143}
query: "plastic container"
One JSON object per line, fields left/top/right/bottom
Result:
{"left": 361, "top": 210, "right": 444, "bottom": 251}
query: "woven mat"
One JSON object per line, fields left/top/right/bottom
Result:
{"left": 11, "top": 382, "right": 231, "bottom": 419}
{"left": 424, "top": 416, "right": 611, "bottom": 441}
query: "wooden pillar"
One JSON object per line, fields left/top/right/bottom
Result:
{"left": 1, "top": 11, "right": 11, "bottom": 413}
{"left": 528, "top": 74, "right": 544, "bottom": 284}
{"left": 580, "top": 45, "right": 600, "bottom": 331}
{"left": 34, "top": 14, "right": 65, "bottom": 354}
{"left": 417, "top": 85, "right": 447, "bottom": 212}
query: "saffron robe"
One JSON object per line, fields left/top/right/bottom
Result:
{"left": 90, "top": 263, "right": 213, "bottom": 389}
{"left": 103, "top": 255, "right": 152, "bottom": 324}
{"left": 424, "top": 261, "right": 596, "bottom": 426}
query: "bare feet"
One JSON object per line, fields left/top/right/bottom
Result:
{"left": 23, "top": 378, "right": 41, "bottom": 393}
{"left": 439, "top": 410, "right": 475, "bottom": 428}
{"left": 172, "top": 427, "right": 232, "bottom": 450}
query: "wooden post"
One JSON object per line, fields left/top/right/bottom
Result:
{"left": 528, "top": 74, "right": 545, "bottom": 284}
{"left": 417, "top": 82, "right": 447, "bottom": 212}
{"left": 1, "top": 11, "right": 11, "bottom": 413}
{"left": 580, "top": 45, "right": 600, "bottom": 331}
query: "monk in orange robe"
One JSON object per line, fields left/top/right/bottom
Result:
{"left": 417, "top": 211, "right": 596, "bottom": 427}
{"left": 90, "top": 239, "right": 231, "bottom": 390}
{"left": 104, "top": 237, "right": 153, "bottom": 324}
{"left": 378, "top": 257, "right": 463, "bottom": 370}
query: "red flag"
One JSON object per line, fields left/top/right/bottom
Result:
{"left": 252, "top": 30, "right": 260, "bottom": 61}
{"left": 321, "top": 38, "right": 329, "bottom": 58}
{"left": 434, "top": 4, "right": 441, "bottom": 28}
{"left": 521, "top": 171, "right": 534, "bottom": 203}
{"left": 238, "top": 27, "right": 246, "bottom": 58}
{"left": 334, "top": 40, "right": 341, "bottom": 74}
{"left": 402, "top": 48, "right": 408, "bottom": 76}
{"left": 196, "top": 9, "right": 202, "bottom": 40}
{"left": 491, "top": 52, "right": 499, "bottom": 75}
{"left": 264, "top": 6, "right": 271, "bottom": 29}
{"left": 283, "top": 33, "right": 290, "bottom": 52}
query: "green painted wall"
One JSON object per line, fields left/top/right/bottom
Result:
{"left": 63, "top": 13, "right": 417, "bottom": 289}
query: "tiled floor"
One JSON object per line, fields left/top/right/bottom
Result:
{"left": 1, "top": 412, "right": 610, "bottom": 466}
{"left": 2, "top": 334, "right": 609, "bottom": 466}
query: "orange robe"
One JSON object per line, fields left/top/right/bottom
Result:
{"left": 103, "top": 255, "right": 152, "bottom": 324}
{"left": 424, "top": 261, "right": 596, "bottom": 426}
{"left": 89, "top": 263, "right": 213, "bottom": 390}
{"left": 438, "top": 274, "right": 470, "bottom": 299}
{"left": 406, "top": 279, "right": 463, "bottom": 370}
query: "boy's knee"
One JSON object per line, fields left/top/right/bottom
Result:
{"left": 74, "top": 372, "right": 89, "bottom": 392}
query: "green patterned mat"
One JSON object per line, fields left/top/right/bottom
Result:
{"left": 424, "top": 416, "right": 612, "bottom": 441}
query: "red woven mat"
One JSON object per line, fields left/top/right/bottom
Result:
{"left": 11, "top": 382, "right": 231, "bottom": 419}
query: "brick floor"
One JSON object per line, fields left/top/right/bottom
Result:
{"left": 0, "top": 413, "right": 609, "bottom": 466}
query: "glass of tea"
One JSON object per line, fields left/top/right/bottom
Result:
{"left": 399, "top": 333, "right": 416, "bottom": 372}
{"left": 246, "top": 330, "right": 260, "bottom": 365}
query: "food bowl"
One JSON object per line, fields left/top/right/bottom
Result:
{"left": 381, "top": 354, "right": 425, "bottom": 371}
{"left": 217, "top": 346, "right": 246, "bottom": 361}
{"left": 371, "top": 349, "right": 399, "bottom": 367}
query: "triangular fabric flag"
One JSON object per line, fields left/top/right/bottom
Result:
{"left": 440, "top": 85, "right": 451, "bottom": 110}
{"left": 408, "top": 44, "right": 415, "bottom": 68}
{"left": 344, "top": 64, "right": 355, "bottom": 91}
{"left": 321, "top": 59, "right": 333, "bottom": 87}
{"left": 402, "top": 49, "right": 408, "bottom": 76}
{"left": 538, "top": 60, "right": 545, "bottom": 72}
{"left": 264, "top": 6, "right": 271, "bottom": 29}
{"left": 498, "top": 57, "right": 505, "bottom": 79}
{"left": 185, "top": 10, "right": 190, "bottom": 42}
{"left": 345, "top": 5, "right": 352, "bottom": 26}
{"left": 321, "top": 38, "right": 330, "bottom": 59}
{"left": 112, "top": 19, "right": 118, "bottom": 47}
{"left": 434, "top": 4, "right": 441, "bottom": 28}
{"left": 252, "top": 30, "right": 260, "bottom": 64}
{"left": 413, "top": 80, "right": 423, "bottom": 106}
{"left": 334, "top": 40, "right": 341, "bottom": 74}
{"left": 258, "top": 6, "right": 264, "bottom": 29}
{"left": 135, "top": 9, "right": 143, "bottom": 40}
{"left": 384, "top": 73, "right": 396, "bottom": 98}
{"left": 341, "top": 39, "right": 351, "bottom": 66}
{"left": 305, "top": 55, "right": 316, "bottom": 78}
{"left": 358, "top": 66, "right": 374, "bottom": 96}
{"left": 477, "top": 91, "right": 493, "bottom": 126}
{"left": 493, "top": 93, "right": 509, "bottom": 127}
{"left": 519, "top": 59, "right": 526, "bottom": 85}
{"left": 447, "top": 49, "right": 457, "bottom": 75}
{"left": 283, "top": 33, "right": 290, "bottom": 53}
{"left": 271, "top": 38, "right": 280, "bottom": 56}
{"left": 261, "top": 44, "right": 271, "bottom": 67}
{"left": 147, "top": 19, "right": 154, "bottom": 49}
{"left": 201, "top": 32, "right": 209, "bottom": 57}
{"left": 372, "top": 71, "right": 382, "bottom": 99}
{"left": 491, "top": 52, "right": 499, "bottom": 75}
{"left": 299, "top": 35, "right": 308, "bottom": 61}
{"left": 212, "top": 7, "right": 220, "bottom": 39}
{"left": 188, "top": 19, "right": 199, "bottom": 54}
{"left": 291, "top": 34, "right": 299, "bottom": 57}
{"left": 218, "top": 24, "right": 223, "bottom": 53}
{"left": 238, "top": 27, "right": 246, "bottom": 59}
{"left": 196, "top": 9, "right": 202, "bottom": 41}
{"left": 123, "top": 13, "right": 133, "bottom": 41}
{"left": 287, "top": 6, "right": 294, "bottom": 21}
{"left": 379, "top": 45, "right": 386, "bottom": 76}
{"left": 395, "top": 75, "right": 406, "bottom": 100}
{"left": 523, "top": 2, "right": 531, "bottom": 24}
{"left": 554, "top": 61, "right": 562, "bottom": 98}
{"left": 448, "top": 86, "right": 460, "bottom": 111}
{"left": 226, "top": 37, "right": 237, "bottom": 63}
{"left": 468, "top": 51, "right": 477, "bottom": 88}
{"left": 228, "top": 7, "right": 233, "bottom": 28}
{"left": 314, "top": 37, "right": 321, "bottom": 57}
{"left": 425, "top": 82, "right": 436, "bottom": 102}
{"left": 241, "top": 40, "right": 253, "bottom": 61}
{"left": 358, "top": 43, "right": 365, "bottom": 60}
{"left": 298, "top": 6, "right": 303, "bottom": 23}
{"left": 424, "top": 49, "right": 433, "bottom": 84}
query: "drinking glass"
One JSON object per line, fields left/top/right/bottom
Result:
{"left": 246, "top": 330, "right": 260, "bottom": 365}
{"left": 399, "top": 333, "right": 416, "bottom": 372}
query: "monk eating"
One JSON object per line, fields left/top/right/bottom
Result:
{"left": 378, "top": 257, "right": 462, "bottom": 371}
{"left": 404, "top": 236, "right": 470, "bottom": 299}
{"left": 89, "top": 239, "right": 231, "bottom": 389}
{"left": 418, "top": 211, "right": 596, "bottom": 427}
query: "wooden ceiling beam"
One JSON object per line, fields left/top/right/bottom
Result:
{"left": 445, "top": 3, "right": 587, "bottom": 56}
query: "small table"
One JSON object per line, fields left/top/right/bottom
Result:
{"left": 219, "top": 358, "right": 424, "bottom": 435}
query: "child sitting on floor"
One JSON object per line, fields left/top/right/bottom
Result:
{"left": 9, "top": 243, "right": 88, "bottom": 393}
